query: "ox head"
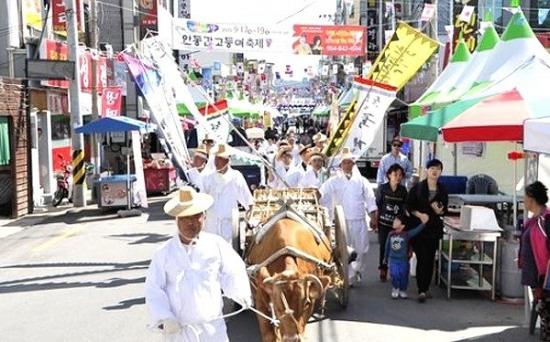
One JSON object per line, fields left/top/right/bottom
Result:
{"left": 257, "top": 263, "right": 330, "bottom": 342}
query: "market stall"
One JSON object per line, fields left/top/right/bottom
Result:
{"left": 75, "top": 116, "right": 155, "bottom": 212}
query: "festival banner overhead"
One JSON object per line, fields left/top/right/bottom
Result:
{"left": 367, "top": 22, "right": 439, "bottom": 91}
{"left": 172, "top": 19, "right": 290, "bottom": 53}
{"left": 172, "top": 19, "right": 366, "bottom": 56}
{"left": 292, "top": 25, "right": 366, "bottom": 56}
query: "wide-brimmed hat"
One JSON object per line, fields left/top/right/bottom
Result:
{"left": 163, "top": 186, "right": 214, "bottom": 217}
{"left": 277, "top": 140, "right": 290, "bottom": 148}
{"left": 194, "top": 144, "right": 208, "bottom": 160}
{"left": 276, "top": 145, "right": 293, "bottom": 161}
{"left": 339, "top": 147, "right": 355, "bottom": 162}
{"left": 299, "top": 144, "right": 311, "bottom": 156}
{"left": 202, "top": 133, "right": 214, "bottom": 143}
{"left": 213, "top": 143, "right": 231, "bottom": 159}
{"left": 308, "top": 147, "right": 325, "bottom": 162}
{"left": 246, "top": 127, "right": 265, "bottom": 140}
{"left": 313, "top": 132, "right": 327, "bottom": 143}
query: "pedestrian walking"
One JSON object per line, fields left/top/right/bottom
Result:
{"left": 385, "top": 212, "right": 429, "bottom": 299}
{"left": 376, "top": 137, "right": 412, "bottom": 187}
{"left": 375, "top": 163, "right": 408, "bottom": 282}
{"left": 519, "top": 181, "right": 550, "bottom": 340}
{"left": 145, "top": 186, "right": 252, "bottom": 341}
{"left": 406, "top": 158, "right": 448, "bottom": 303}
{"left": 320, "top": 147, "right": 378, "bottom": 285}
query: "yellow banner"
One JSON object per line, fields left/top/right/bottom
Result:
{"left": 23, "top": 0, "right": 42, "bottom": 29}
{"left": 323, "top": 98, "right": 358, "bottom": 157}
{"left": 368, "top": 22, "right": 439, "bottom": 91}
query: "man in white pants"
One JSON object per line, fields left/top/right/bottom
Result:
{"left": 201, "top": 144, "right": 253, "bottom": 244}
{"left": 145, "top": 186, "right": 252, "bottom": 341}
{"left": 320, "top": 147, "right": 378, "bottom": 285}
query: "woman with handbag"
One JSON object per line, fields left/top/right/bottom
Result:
{"left": 519, "top": 181, "right": 550, "bottom": 341}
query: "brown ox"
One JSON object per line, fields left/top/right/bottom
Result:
{"left": 247, "top": 218, "right": 332, "bottom": 342}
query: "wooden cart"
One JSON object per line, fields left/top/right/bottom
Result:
{"left": 234, "top": 188, "right": 350, "bottom": 307}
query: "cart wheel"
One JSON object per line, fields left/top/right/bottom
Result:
{"left": 334, "top": 205, "right": 349, "bottom": 308}
{"left": 232, "top": 208, "right": 241, "bottom": 253}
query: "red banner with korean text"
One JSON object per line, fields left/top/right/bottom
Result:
{"left": 101, "top": 87, "right": 123, "bottom": 117}
{"left": 52, "top": 0, "right": 84, "bottom": 32}
{"left": 41, "top": 40, "right": 70, "bottom": 88}
{"left": 292, "top": 25, "right": 366, "bottom": 56}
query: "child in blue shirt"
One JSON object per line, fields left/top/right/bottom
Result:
{"left": 384, "top": 212, "right": 429, "bottom": 299}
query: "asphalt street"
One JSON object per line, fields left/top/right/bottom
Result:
{"left": 0, "top": 195, "right": 537, "bottom": 341}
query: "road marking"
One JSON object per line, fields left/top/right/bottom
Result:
{"left": 31, "top": 226, "right": 83, "bottom": 253}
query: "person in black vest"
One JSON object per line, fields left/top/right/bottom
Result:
{"left": 375, "top": 163, "right": 408, "bottom": 282}
{"left": 406, "top": 159, "right": 448, "bottom": 303}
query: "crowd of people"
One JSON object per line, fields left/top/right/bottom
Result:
{"left": 143, "top": 124, "right": 550, "bottom": 341}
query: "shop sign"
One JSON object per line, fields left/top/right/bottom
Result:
{"left": 51, "top": 0, "right": 84, "bottom": 32}
{"left": 101, "top": 87, "right": 123, "bottom": 117}
{"left": 47, "top": 92, "right": 69, "bottom": 115}
{"left": 292, "top": 25, "right": 366, "bottom": 56}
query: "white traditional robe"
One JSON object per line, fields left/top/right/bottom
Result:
{"left": 319, "top": 171, "right": 377, "bottom": 279}
{"left": 145, "top": 232, "right": 252, "bottom": 342}
{"left": 187, "top": 167, "right": 209, "bottom": 191}
{"left": 298, "top": 167, "right": 326, "bottom": 188}
{"left": 201, "top": 168, "right": 253, "bottom": 243}
{"left": 270, "top": 164, "right": 303, "bottom": 189}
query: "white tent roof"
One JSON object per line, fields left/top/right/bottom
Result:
{"left": 524, "top": 117, "right": 550, "bottom": 154}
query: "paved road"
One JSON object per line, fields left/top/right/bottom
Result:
{"left": 0, "top": 197, "right": 537, "bottom": 341}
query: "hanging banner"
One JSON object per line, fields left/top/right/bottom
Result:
{"left": 172, "top": 19, "right": 365, "bottom": 56}
{"left": 172, "top": 19, "right": 290, "bottom": 52}
{"left": 114, "top": 60, "right": 128, "bottom": 96}
{"left": 51, "top": 0, "right": 84, "bottom": 32}
{"left": 421, "top": 4, "right": 436, "bottom": 21}
{"left": 366, "top": 9, "right": 380, "bottom": 60}
{"left": 140, "top": 37, "right": 264, "bottom": 167}
{"left": 123, "top": 53, "right": 190, "bottom": 174}
{"left": 131, "top": 131, "right": 148, "bottom": 208}
{"left": 292, "top": 25, "right": 366, "bottom": 56}
{"left": 139, "top": 0, "right": 158, "bottom": 39}
{"left": 101, "top": 87, "right": 123, "bottom": 117}
{"left": 344, "top": 78, "right": 397, "bottom": 158}
{"left": 23, "top": 0, "right": 42, "bottom": 31}
{"left": 196, "top": 100, "right": 231, "bottom": 142}
{"left": 367, "top": 22, "right": 439, "bottom": 91}
{"left": 453, "top": 0, "right": 478, "bottom": 52}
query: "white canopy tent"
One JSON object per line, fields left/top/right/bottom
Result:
{"left": 524, "top": 117, "right": 550, "bottom": 154}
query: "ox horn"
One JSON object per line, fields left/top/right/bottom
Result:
{"left": 303, "top": 274, "right": 325, "bottom": 298}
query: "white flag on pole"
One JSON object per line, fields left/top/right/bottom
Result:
{"left": 459, "top": 5, "right": 475, "bottom": 23}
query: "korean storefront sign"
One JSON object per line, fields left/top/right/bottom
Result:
{"left": 101, "top": 87, "right": 123, "bottom": 117}
{"left": 51, "top": 0, "right": 84, "bottom": 32}
{"left": 292, "top": 25, "right": 366, "bottom": 56}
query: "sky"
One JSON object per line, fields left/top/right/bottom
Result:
{"left": 190, "top": 0, "right": 337, "bottom": 80}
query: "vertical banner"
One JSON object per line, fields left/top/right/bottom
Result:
{"left": 139, "top": 0, "right": 158, "bottom": 39}
{"left": 176, "top": 0, "right": 191, "bottom": 18}
{"left": 101, "top": 87, "right": 122, "bottom": 117}
{"left": 52, "top": 0, "right": 84, "bottom": 32}
{"left": 453, "top": 0, "right": 478, "bottom": 52}
{"left": 367, "top": 22, "right": 439, "bottom": 90}
{"left": 344, "top": 78, "right": 397, "bottom": 158}
{"left": 366, "top": 9, "right": 380, "bottom": 60}
{"left": 123, "top": 53, "right": 190, "bottom": 174}
{"left": 114, "top": 60, "right": 128, "bottom": 96}
{"left": 196, "top": 100, "right": 231, "bottom": 142}
{"left": 131, "top": 131, "right": 148, "bottom": 208}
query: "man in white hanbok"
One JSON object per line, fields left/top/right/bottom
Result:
{"left": 201, "top": 144, "right": 253, "bottom": 244}
{"left": 298, "top": 149, "right": 326, "bottom": 188}
{"left": 145, "top": 186, "right": 252, "bottom": 341}
{"left": 319, "top": 147, "right": 378, "bottom": 284}
{"left": 186, "top": 144, "right": 210, "bottom": 190}
{"left": 269, "top": 146, "right": 303, "bottom": 188}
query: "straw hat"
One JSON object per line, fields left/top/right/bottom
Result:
{"left": 339, "top": 147, "right": 355, "bottom": 162}
{"left": 299, "top": 144, "right": 311, "bottom": 156}
{"left": 202, "top": 133, "right": 214, "bottom": 143}
{"left": 308, "top": 147, "right": 325, "bottom": 162}
{"left": 277, "top": 140, "right": 290, "bottom": 148}
{"left": 246, "top": 127, "right": 265, "bottom": 140}
{"left": 313, "top": 132, "right": 327, "bottom": 143}
{"left": 213, "top": 143, "right": 231, "bottom": 159}
{"left": 163, "top": 186, "right": 214, "bottom": 217}
{"left": 194, "top": 144, "right": 208, "bottom": 160}
{"left": 276, "top": 145, "right": 293, "bottom": 161}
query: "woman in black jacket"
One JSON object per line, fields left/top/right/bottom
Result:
{"left": 406, "top": 159, "right": 448, "bottom": 303}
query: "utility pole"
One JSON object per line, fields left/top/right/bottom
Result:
{"left": 90, "top": 0, "right": 101, "bottom": 176}
{"left": 67, "top": 0, "right": 86, "bottom": 207}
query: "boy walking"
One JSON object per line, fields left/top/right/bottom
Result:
{"left": 384, "top": 213, "right": 429, "bottom": 299}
